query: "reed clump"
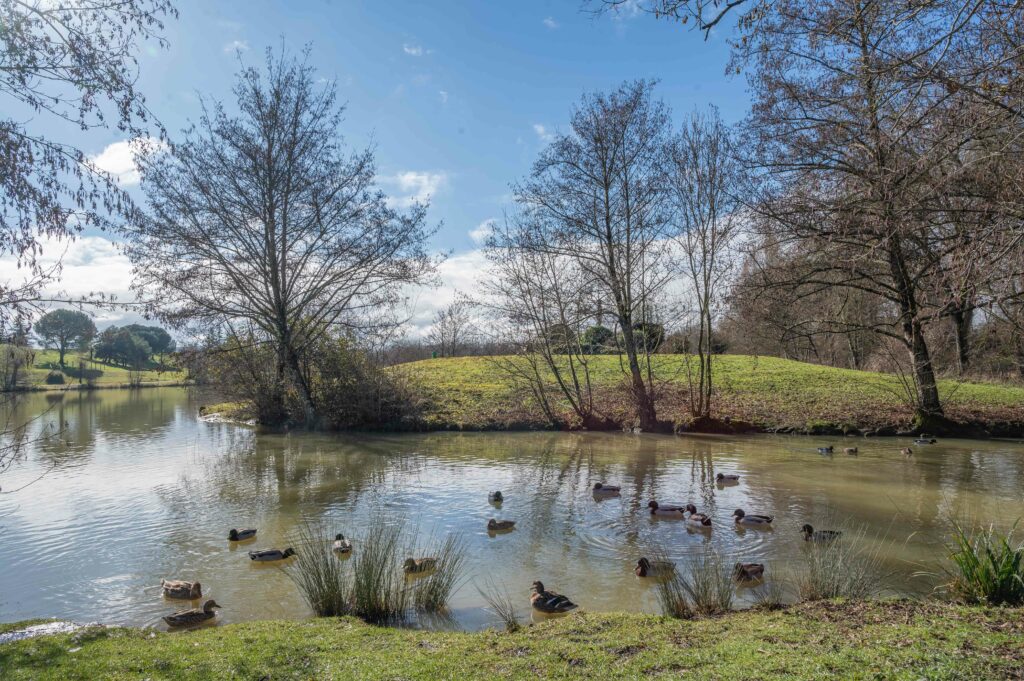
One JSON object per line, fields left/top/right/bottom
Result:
{"left": 655, "top": 549, "right": 732, "bottom": 618}
{"left": 797, "top": 525, "right": 888, "bottom": 601}
{"left": 945, "top": 522, "right": 1024, "bottom": 606}
{"left": 412, "top": 534, "right": 467, "bottom": 612}
{"left": 476, "top": 577, "right": 521, "bottom": 632}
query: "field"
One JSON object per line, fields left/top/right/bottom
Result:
{"left": 1, "top": 601, "right": 1022, "bottom": 680}
{"left": 5, "top": 348, "right": 187, "bottom": 390}
{"left": 396, "top": 354, "right": 1024, "bottom": 433}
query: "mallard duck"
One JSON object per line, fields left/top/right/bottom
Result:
{"left": 901, "top": 447, "right": 913, "bottom": 456}
{"left": 403, "top": 557, "right": 438, "bottom": 574}
{"left": 844, "top": 447, "right": 858, "bottom": 454}
{"left": 248, "top": 547, "right": 296, "bottom": 562}
{"left": 817, "top": 446, "right": 834, "bottom": 454}
{"left": 914, "top": 438, "right": 937, "bottom": 445}
{"left": 733, "top": 562, "right": 765, "bottom": 582}
{"left": 716, "top": 473, "right": 740, "bottom": 483}
{"left": 685, "top": 504, "right": 713, "bottom": 528}
{"left": 162, "top": 599, "right": 220, "bottom": 627}
{"left": 530, "top": 581, "right": 577, "bottom": 613}
{"left": 488, "top": 491, "right": 504, "bottom": 503}
{"left": 487, "top": 519, "right": 516, "bottom": 532}
{"left": 228, "top": 528, "right": 257, "bottom": 541}
{"left": 593, "top": 483, "right": 621, "bottom": 494}
{"left": 648, "top": 500, "right": 687, "bottom": 517}
{"left": 732, "top": 509, "right": 773, "bottom": 526}
{"left": 160, "top": 579, "right": 202, "bottom": 600}
{"left": 635, "top": 557, "right": 675, "bottom": 578}
{"left": 332, "top": 534, "right": 352, "bottom": 554}
{"left": 801, "top": 524, "right": 841, "bottom": 542}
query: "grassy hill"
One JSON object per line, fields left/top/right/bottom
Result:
{"left": 2, "top": 602, "right": 1022, "bottom": 680}
{"left": 3, "top": 348, "right": 186, "bottom": 390}
{"left": 396, "top": 354, "right": 1024, "bottom": 434}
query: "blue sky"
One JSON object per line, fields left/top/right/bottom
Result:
{"left": 8, "top": 0, "right": 750, "bottom": 331}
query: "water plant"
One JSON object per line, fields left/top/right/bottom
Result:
{"left": 655, "top": 548, "right": 732, "bottom": 618}
{"left": 796, "top": 524, "right": 888, "bottom": 601}
{"left": 287, "top": 519, "right": 351, "bottom": 617}
{"left": 475, "top": 577, "right": 521, "bottom": 632}
{"left": 945, "top": 522, "right": 1024, "bottom": 606}
{"left": 350, "top": 518, "right": 411, "bottom": 623}
{"left": 412, "top": 533, "right": 467, "bottom": 612}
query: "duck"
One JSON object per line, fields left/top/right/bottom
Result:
{"left": 592, "top": 483, "right": 621, "bottom": 494}
{"left": 685, "top": 504, "right": 713, "bottom": 528}
{"left": 487, "top": 519, "right": 516, "bottom": 532}
{"left": 914, "top": 438, "right": 937, "bottom": 445}
{"left": 817, "top": 446, "right": 834, "bottom": 454}
{"left": 160, "top": 579, "right": 202, "bottom": 600}
{"left": 403, "top": 557, "right": 438, "bottom": 574}
{"left": 488, "top": 491, "right": 504, "bottom": 503}
{"left": 332, "top": 533, "right": 352, "bottom": 554}
{"left": 733, "top": 562, "right": 765, "bottom": 582}
{"left": 901, "top": 447, "right": 913, "bottom": 456}
{"left": 248, "top": 547, "right": 296, "bottom": 562}
{"left": 716, "top": 473, "right": 740, "bottom": 483}
{"left": 732, "top": 509, "right": 773, "bottom": 526}
{"left": 162, "top": 599, "right": 221, "bottom": 628}
{"left": 228, "top": 528, "right": 257, "bottom": 541}
{"left": 801, "top": 524, "right": 841, "bottom": 542}
{"left": 635, "top": 557, "right": 675, "bottom": 578}
{"left": 648, "top": 500, "right": 687, "bottom": 517}
{"left": 530, "top": 581, "right": 577, "bottom": 613}
{"left": 844, "top": 447, "right": 858, "bottom": 454}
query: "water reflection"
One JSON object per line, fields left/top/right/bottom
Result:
{"left": 1, "top": 387, "right": 1023, "bottom": 631}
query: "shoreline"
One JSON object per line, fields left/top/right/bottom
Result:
{"left": 1, "top": 380, "right": 193, "bottom": 394}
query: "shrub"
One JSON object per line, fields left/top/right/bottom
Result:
{"left": 44, "top": 371, "right": 65, "bottom": 385}
{"left": 946, "top": 522, "right": 1024, "bottom": 606}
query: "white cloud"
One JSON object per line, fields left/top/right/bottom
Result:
{"left": 438, "top": 90, "right": 449, "bottom": 104}
{"left": 405, "top": 249, "right": 489, "bottom": 337}
{"left": 382, "top": 171, "right": 448, "bottom": 208}
{"left": 532, "top": 123, "right": 555, "bottom": 142}
{"left": 543, "top": 16, "right": 559, "bottom": 29}
{"left": 403, "top": 43, "right": 425, "bottom": 56}
{"left": 223, "top": 39, "right": 249, "bottom": 53}
{"left": 89, "top": 137, "right": 165, "bottom": 186}
{"left": 469, "top": 219, "right": 495, "bottom": 245}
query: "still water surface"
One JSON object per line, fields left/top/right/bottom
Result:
{"left": 1, "top": 388, "right": 1023, "bottom": 631}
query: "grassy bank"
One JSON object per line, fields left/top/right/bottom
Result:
{"left": 395, "top": 354, "right": 1024, "bottom": 434}
{"left": 1, "top": 601, "right": 1022, "bottom": 679}
{"left": 4, "top": 348, "right": 186, "bottom": 391}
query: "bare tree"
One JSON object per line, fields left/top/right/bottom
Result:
{"left": 514, "top": 80, "right": 673, "bottom": 431}
{"left": 128, "top": 48, "right": 437, "bottom": 425}
{"left": 428, "top": 297, "right": 473, "bottom": 358}
{"left": 670, "top": 107, "right": 741, "bottom": 419}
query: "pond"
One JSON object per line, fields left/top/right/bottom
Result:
{"left": 1, "top": 387, "right": 1022, "bottom": 631}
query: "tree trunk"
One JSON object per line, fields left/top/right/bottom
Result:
{"left": 951, "top": 308, "right": 973, "bottom": 374}
{"left": 619, "top": 316, "right": 658, "bottom": 430}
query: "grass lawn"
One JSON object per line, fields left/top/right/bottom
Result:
{"left": 1, "top": 601, "right": 1022, "bottom": 679}
{"left": 395, "top": 354, "right": 1024, "bottom": 433}
{"left": 14, "top": 348, "right": 186, "bottom": 389}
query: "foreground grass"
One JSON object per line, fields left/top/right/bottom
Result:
{"left": 395, "top": 354, "right": 1024, "bottom": 432}
{"left": 2, "top": 602, "right": 1023, "bottom": 679}
{"left": 14, "top": 349, "right": 186, "bottom": 389}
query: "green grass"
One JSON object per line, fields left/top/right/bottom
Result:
{"left": 395, "top": 354, "right": 1024, "bottom": 432}
{"left": 1, "top": 602, "right": 1022, "bottom": 679}
{"left": 11, "top": 348, "right": 186, "bottom": 390}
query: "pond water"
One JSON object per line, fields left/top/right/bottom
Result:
{"left": 1, "top": 387, "right": 1023, "bottom": 631}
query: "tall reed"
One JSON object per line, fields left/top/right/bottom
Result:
{"left": 655, "top": 548, "right": 732, "bottom": 618}
{"left": 287, "top": 519, "right": 352, "bottom": 617}
{"left": 946, "top": 522, "right": 1024, "bottom": 606}
{"left": 476, "top": 577, "right": 521, "bottom": 632}
{"left": 351, "top": 517, "right": 410, "bottom": 624}
{"left": 412, "top": 533, "right": 467, "bottom": 612}
{"left": 797, "top": 524, "right": 887, "bottom": 601}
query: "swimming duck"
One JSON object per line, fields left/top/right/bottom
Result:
{"left": 716, "top": 473, "right": 740, "bottom": 483}
{"left": 635, "top": 557, "right": 675, "bottom": 578}
{"left": 487, "top": 519, "right": 516, "bottom": 532}
{"left": 914, "top": 438, "right": 937, "bottom": 445}
{"left": 228, "top": 528, "right": 257, "bottom": 541}
{"left": 817, "top": 446, "right": 834, "bottom": 454}
{"left": 648, "top": 500, "right": 687, "bottom": 517}
{"left": 160, "top": 579, "right": 202, "bottom": 600}
{"left": 733, "top": 562, "right": 765, "bottom": 582}
{"left": 732, "top": 509, "right": 773, "bottom": 526}
{"left": 530, "top": 581, "right": 577, "bottom": 613}
{"left": 332, "top": 534, "right": 352, "bottom": 554}
{"left": 593, "top": 483, "right": 621, "bottom": 494}
{"left": 801, "top": 524, "right": 841, "bottom": 542}
{"left": 248, "top": 547, "right": 296, "bottom": 562}
{"left": 488, "top": 491, "right": 504, "bottom": 503}
{"left": 901, "top": 447, "right": 913, "bottom": 456}
{"left": 162, "top": 599, "right": 221, "bottom": 627}
{"left": 685, "top": 504, "right": 713, "bottom": 528}
{"left": 844, "top": 447, "right": 858, "bottom": 454}
{"left": 403, "top": 557, "right": 438, "bottom": 574}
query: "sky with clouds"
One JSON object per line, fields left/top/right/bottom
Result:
{"left": 1, "top": 0, "right": 749, "bottom": 337}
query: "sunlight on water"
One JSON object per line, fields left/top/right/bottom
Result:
{"left": 1, "top": 388, "right": 1023, "bottom": 631}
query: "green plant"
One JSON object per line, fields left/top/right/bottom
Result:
{"left": 656, "top": 549, "right": 732, "bottom": 618}
{"left": 287, "top": 519, "right": 351, "bottom": 617}
{"left": 750, "top": 565, "right": 787, "bottom": 610}
{"left": 412, "top": 534, "right": 467, "bottom": 612}
{"left": 475, "top": 577, "right": 520, "bottom": 632}
{"left": 946, "top": 522, "right": 1024, "bottom": 606}
{"left": 44, "top": 371, "right": 65, "bottom": 385}
{"left": 350, "top": 517, "right": 410, "bottom": 624}
{"left": 797, "top": 525, "right": 888, "bottom": 601}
